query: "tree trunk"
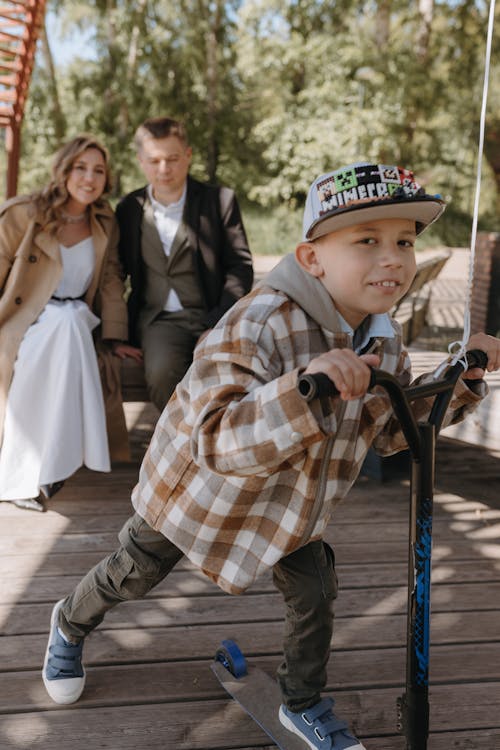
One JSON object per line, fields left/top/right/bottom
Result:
{"left": 417, "top": 0, "right": 434, "bottom": 63}
{"left": 375, "top": 0, "right": 391, "bottom": 50}
{"left": 205, "top": 0, "right": 222, "bottom": 182}
{"left": 40, "top": 21, "right": 66, "bottom": 143}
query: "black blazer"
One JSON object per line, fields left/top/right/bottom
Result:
{"left": 116, "top": 175, "right": 253, "bottom": 345}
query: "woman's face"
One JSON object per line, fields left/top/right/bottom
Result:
{"left": 65, "top": 148, "right": 107, "bottom": 212}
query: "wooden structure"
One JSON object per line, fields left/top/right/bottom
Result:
{"left": 0, "top": 400, "right": 499, "bottom": 749}
{"left": 471, "top": 231, "right": 500, "bottom": 338}
{"left": 0, "top": 0, "right": 46, "bottom": 197}
{"left": 392, "top": 250, "right": 450, "bottom": 345}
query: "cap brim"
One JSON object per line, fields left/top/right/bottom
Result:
{"left": 306, "top": 197, "right": 446, "bottom": 240}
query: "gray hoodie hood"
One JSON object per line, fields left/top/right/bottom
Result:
{"left": 262, "top": 253, "right": 397, "bottom": 344}
{"left": 262, "top": 253, "right": 347, "bottom": 333}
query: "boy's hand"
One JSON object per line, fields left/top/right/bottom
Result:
{"left": 303, "top": 349, "right": 381, "bottom": 401}
{"left": 464, "top": 333, "right": 500, "bottom": 379}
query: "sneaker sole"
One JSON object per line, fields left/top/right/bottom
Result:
{"left": 279, "top": 706, "right": 318, "bottom": 750}
{"left": 42, "top": 599, "right": 86, "bottom": 705}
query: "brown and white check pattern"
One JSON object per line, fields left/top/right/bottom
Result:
{"left": 131, "top": 255, "right": 485, "bottom": 594}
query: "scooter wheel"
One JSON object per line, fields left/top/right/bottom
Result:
{"left": 215, "top": 639, "right": 247, "bottom": 677}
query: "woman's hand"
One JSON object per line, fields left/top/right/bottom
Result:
{"left": 111, "top": 342, "right": 143, "bottom": 363}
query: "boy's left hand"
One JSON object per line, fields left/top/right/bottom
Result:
{"left": 464, "top": 333, "right": 500, "bottom": 379}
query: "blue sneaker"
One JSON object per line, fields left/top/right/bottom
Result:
{"left": 279, "top": 697, "right": 366, "bottom": 750}
{"left": 42, "top": 599, "right": 85, "bottom": 704}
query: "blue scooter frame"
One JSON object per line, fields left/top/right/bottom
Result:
{"left": 297, "top": 349, "right": 488, "bottom": 750}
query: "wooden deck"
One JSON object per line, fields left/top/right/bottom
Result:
{"left": 1, "top": 395, "right": 500, "bottom": 750}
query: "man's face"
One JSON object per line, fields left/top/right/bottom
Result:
{"left": 137, "top": 135, "right": 192, "bottom": 204}
{"left": 297, "top": 217, "right": 418, "bottom": 329}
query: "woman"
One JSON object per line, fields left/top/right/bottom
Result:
{"left": 0, "top": 135, "right": 142, "bottom": 512}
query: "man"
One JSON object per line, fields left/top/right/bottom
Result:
{"left": 116, "top": 116, "right": 253, "bottom": 411}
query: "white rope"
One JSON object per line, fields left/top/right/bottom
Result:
{"left": 434, "top": 0, "right": 496, "bottom": 379}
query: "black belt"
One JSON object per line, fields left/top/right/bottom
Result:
{"left": 51, "top": 294, "right": 85, "bottom": 302}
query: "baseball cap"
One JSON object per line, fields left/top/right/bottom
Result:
{"left": 303, "top": 163, "right": 446, "bottom": 241}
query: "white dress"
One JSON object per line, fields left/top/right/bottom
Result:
{"left": 0, "top": 238, "right": 110, "bottom": 501}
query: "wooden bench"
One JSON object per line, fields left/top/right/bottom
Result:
{"left": 392, "top": 250, "right": 450, "bottom": 344}
{"left": 120, "top": 250, "right": 451, "bottom": 403}
{"left": 121, "top": 356, "right": 149, "bottom": 403}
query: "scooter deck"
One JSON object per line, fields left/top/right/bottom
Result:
{"left": 211, "top": 660, "right": 306, "bottom": 750}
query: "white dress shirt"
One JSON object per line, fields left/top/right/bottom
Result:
{"left": 147, "top": 184, "right": 187, "bottom": 312}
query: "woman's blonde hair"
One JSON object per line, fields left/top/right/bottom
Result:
{"left": 34, "top": 134, "right": 112, "bottom": 232}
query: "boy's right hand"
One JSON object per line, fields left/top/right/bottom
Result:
{"left": 303, "top": 349, "right": 381, "bottom": 401}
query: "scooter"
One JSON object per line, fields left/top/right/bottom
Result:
{"left": 297, "top": 348, "right": 488, "bottom": 750}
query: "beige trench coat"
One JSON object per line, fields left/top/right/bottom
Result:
{"left": 0, "top": 196, "right": 130, "bottom": 461}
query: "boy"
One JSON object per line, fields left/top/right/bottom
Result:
{"left": 43, "top": 162, "right": 500, "bottom": 750}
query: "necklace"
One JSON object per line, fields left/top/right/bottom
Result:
{"left": 61, "top": 209, "right": 88, "bottom": 224}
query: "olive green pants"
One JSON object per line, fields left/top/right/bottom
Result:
{"left": 59, "top": 512, "right": 338, "bottom": 710}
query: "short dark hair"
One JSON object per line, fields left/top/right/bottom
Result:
{"left": 134, "top": 117, "right": 189, "bottom": 151}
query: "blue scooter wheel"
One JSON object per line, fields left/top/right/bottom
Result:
{"left": 215, "top": 639, "right": 247, "bottom": 677}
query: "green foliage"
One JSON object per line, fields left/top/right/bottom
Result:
{"left": 11, "top": 0, "right": 500, "bottom": 248}
{"left": 242, "top": 202, "right": 303, "bottom": 255}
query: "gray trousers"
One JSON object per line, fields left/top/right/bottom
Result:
{"left": 140, "top": 309, "right": 206, "bottom": 412}
{"left": 59, "top": 512, "right": 338, "bottom": 710}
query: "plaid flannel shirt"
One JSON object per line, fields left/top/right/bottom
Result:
{"left": 131, "top": 254, "right": 485, "bottom": 594}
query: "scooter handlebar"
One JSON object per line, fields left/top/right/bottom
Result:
{"left": 465, "top": 348, "right": 488, "bottom": 371}
{"left": 297, "top": 348, "right": 488, "bottom": 403}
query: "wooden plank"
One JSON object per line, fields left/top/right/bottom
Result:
{"left": 1, "top": 511, "right": 492, "bottom": 546}
{"left": 1, "top": 536, "right": 497, "bottom": 578}
{"left": 3, "top": 554, "right": 500, "bottom": 604}
{"left": 0, "top": 551, "right": 112, "bottom": 577}
{"left": 0, "top": 559, "right": 486, "bottom": 601}
{"left": 0, "top": 683, "right": 498, "bottom": 749}
{"left": 2, "top": 496, "right": 497, "bottom": 550}
{"left": 4, "top": 644, "right": 500, "bottom": 713}
{"left": 0, "top": 511, "right": 132, "bottom": 535}
{"left": 1, "top": 577, "right": 499, "bottom": 638}
{"left": 369, "top": 731, "right": 500, "bottom": 750}
{"left": 3, "top": 605, "right": 499, "bottom": 674}
{"left": 1, "top": 497, "right": 475, "bottom": 536}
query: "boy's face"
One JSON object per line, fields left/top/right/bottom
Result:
{"left": 296, "top": 217, "right": 417, "bottom": 329}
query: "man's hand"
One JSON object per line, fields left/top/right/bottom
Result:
{"left": 303, "top": 349, "right": 381, "bottom": 401}
{"left": 111, "top": 342, "right": 144, "bottom": 363}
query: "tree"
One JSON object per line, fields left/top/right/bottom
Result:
{"left": 15, "top": 0, "right": 500, "bottom": 246}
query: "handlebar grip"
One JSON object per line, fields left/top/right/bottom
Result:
{"left": 297, "top": 368, "right": 377, "bottom": 402}
{"left": 297, "top": 349, "right": 488, "bottom": 403}
{"left": 297, "top": 373, "right": 337, "bottom": 401}
{"left": 466, "top": 349, "right": 488, "bottom": 370}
